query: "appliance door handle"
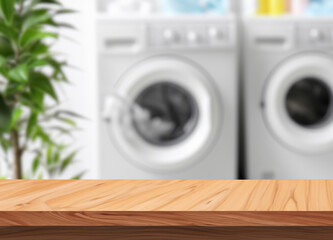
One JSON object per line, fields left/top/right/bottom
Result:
{"left": 103, "top": 94, "right": 128, "bottom": 123}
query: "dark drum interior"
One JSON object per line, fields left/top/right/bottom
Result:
{"left": 285, "top": 77, "right": 332, "bottom": 128}
{"left": 133, "top": 82, "right": 199, "bottom": 146}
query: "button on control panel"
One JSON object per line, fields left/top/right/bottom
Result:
{"left": 187, "top": 31, "right": 202, "bottom": 44}
{"left": 185, "top": 25, "right": 207, "bottom": 46}
{"left": 163, "top": 28, "right": 181, "bottom": 44}
{"left": 208, "top": 27, "right": 222, "bottom": 40}
{"left": 207, "top": 25, "right": 229, "bottom": 45}
{"left": 298, "top": 24, "right": 332, "bottom": 46}
{"left": 309, "top": 28, "right": 325, "bottom": 42}
{"left": 149, "top": 23, "right": 231, "bottom": 49}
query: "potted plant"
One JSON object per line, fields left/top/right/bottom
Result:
{"left": 0, "top": 0, "right": 84, "bottom": 179}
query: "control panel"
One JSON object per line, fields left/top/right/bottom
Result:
{"left": 297, "top": 24, "right": 333, "bottom": 47}
{"left": 149, "top": 23, "right": 232, "bottom": 49}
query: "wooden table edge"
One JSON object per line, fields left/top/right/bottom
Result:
{"left": 1, "top": 211, "right": 333, "bottom": 227}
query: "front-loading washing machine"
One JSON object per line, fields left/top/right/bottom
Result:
{"left": 243, "top": 17, "right": 333, "bottom": 179}
{"left": 97, "top": 15, "right": 238, "bottom": 179}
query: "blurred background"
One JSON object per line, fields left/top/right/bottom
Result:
{"left": 1, "top": 0, "right": 333, "bottom": 179}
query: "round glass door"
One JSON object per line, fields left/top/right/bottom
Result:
{"left": 263, "top": 53, "right": 333, "bottom": 153}
{"left": 285, "top": 77, "right": 332, "bottom": 128}
{"left": 104, "top": 56, "right": 221, "bottom": 172}
{"left": 133, "top": 82, "right": 199, "bottom": 146}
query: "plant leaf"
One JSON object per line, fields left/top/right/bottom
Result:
{"left": 45, "top": 20, "right": 76, "bottom": 30}
{"left": 22, "top": 9, "right": 51, "bottom": 32}
{"left": 55, "top": 9, "right": 76, "bottom": 15}
{"left": 55, "top": 22, "right": 76, "bottom": 29}
{"left": 29, "top": 72, "right": 58, "bottom": 101}
{"left": 8, "top": 64, "right": 28, "bottom": 83}
{"left": 0, "top": 55, "right": 7, "bottom": 67}
{"left": 0, "top": 36, "right": 14, "bottom": 57}
{"left": 30, "top": 87, "right": 44, "bottom": 110}
{"left": 58, "top": 117, "right": 76, "bottom": 127}
{"left": 20, "top": 29, "right": 57, "bottom": 49}
{"left": 0, "top": 94, "right": 12, "bottom": 133}
{"left": 10, "top": 107, "right": 22, "bottom": 129}
{"left": 0, "top": 0, "right": 15, "bottom": 24}
{"left": 60, "top": 151, "right": 77, "bottom": 173}
{"left": 28, "top": 58, "right": 49, "bottom": 68}
{"left": 34, "top": 126, "right": 52, "bottom": 143}
{"left": 53, "top": 147, "right": 60, "bottom": 163}
{"left": 71, "top": 171, "right": 85, "bottom": 180}
{"left": 56, "top": 110, "right": 87, "bottom": 120}
{"left": 30, "top": 43, "right": 49, "bottom": 56}
{"left": 0, "top": 137, "right": 10, "bottom": 153}
{"left": 32, "top": 156, "right": 40, "bottom": 174}
{"left": 5, "top": 82, "right": 25, "bottom": 96}
{"left": 24, "top": 0, "right": 61, "bottom": 14}
{"left": 0, "top": 21, "right": 16, "bottom": 39}
{"left": 39, "top": 0, "right": 62, "bottom": 5}
{"left": 26, "top": 111, "right": 38, "bottom": 137}
{"left": 19, "top": 92, "right": 44, "bottom": 112}
{"left": 49, "top": 126, "right": 74, "bottom": 137}
{"left": 46, "top": 144, "right": 53, "bottom": 165}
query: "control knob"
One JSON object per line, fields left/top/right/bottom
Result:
{"left": 309, "top": 28, "right": 325, "bottom": 42}
{"left": 163, "top": 29, "right": 179, "bottom": 44}
{"left": 208, "top": 27, "right": 223, "bottom": 40}
{"left": 187, "top": 31, "right": 200, "bottom": 44}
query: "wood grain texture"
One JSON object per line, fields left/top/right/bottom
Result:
{"left": 0, "top": 180, "right": 333, "bottom": 226}
{"left": 2, "top": 227, "right": 333, "bottom": 240}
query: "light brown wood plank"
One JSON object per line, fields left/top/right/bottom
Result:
{"left": 0, "top": 180, "right": 333, "bottom": 226}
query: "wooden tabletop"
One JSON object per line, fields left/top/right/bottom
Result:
{"left": 1, "top": 180, "right": 333, "bottom": 227}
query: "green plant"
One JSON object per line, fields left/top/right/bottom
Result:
{"left": 0, "top": 0, "right": 84, "bottom": 179}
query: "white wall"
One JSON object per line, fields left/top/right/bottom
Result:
{"left": 55, "top": 0, "right": 98, "bottom": 179}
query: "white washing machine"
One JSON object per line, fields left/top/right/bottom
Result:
{"left": 97, "top": 15, "right": 238, "bottom": 179}
{"left": 243, "top": 17, "right": 333, "bottom": 179}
